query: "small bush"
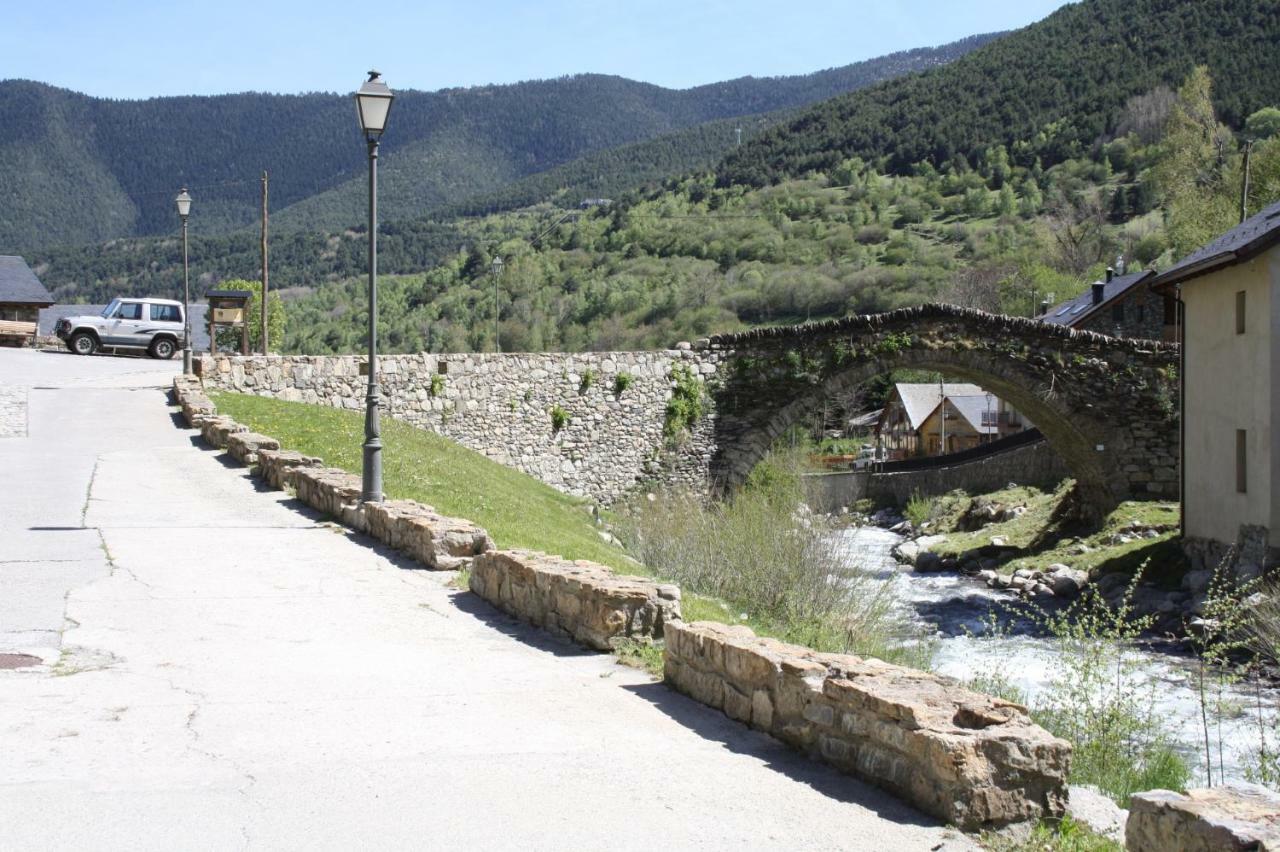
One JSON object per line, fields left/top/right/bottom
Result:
{"left": 550, "top": 404, "right": 570, "bottom": 431}
{"left": 904, "top": 490, "right": 936, "bottom": 527}
{"left": 579, "top": 370, "right": 595, "bottom": 393}
{"left": 663, "top": 365, "right": 705, "bottom": 439}
{"left": 613, "top": 372, "right": 635, "bottom": 395}
{"left": 429, "top": 374, "right": 445, "bottom": 397}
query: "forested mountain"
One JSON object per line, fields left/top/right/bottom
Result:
{"left": 0, "top": 33, "right": 998, "bottom": 252}
{"left": 719, "top": 0, "right": 1280, "bottom": 186}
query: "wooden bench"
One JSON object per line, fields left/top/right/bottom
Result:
{"left": 0, "top": 320, "right": 38, "bottom": 346}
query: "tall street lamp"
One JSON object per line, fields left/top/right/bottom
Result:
{"left": 491, "top": 254, "right": 504, "bottom": 353}
{"left": 175, "top": 187, "right": 193, "bottom": 374}
{"left": 355, "top": 70, "right": 394, "bottom": 503}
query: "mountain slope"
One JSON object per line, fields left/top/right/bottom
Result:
{"left": 0, "top": 32, "right": 1000, "bottom": 251}
{"left": 719, "top": 0, "right": 1280, "bottom": 186}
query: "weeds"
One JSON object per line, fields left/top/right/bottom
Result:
{"left": 904, "top": 489, "right": 937, "bottom": 527}
{"left": 618, "top": 447, "right": 921, "bottom": 666}
{"left": 613, "top": 638, "right": 664, "bottom": 677}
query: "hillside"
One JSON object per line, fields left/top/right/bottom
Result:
{"left": 0, "top": 33, "right": 999, "bottom": 252}
{"left": 719, "top": 0, "right": 1280, "bottom": 186}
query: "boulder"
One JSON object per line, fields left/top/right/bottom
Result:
{"left": 1182, "top": 569, "right": 1215, "bottom": 595}
{"left": 1048, "top": 568, "right": 1088, "bottom": 598}
{"left": 1068, "top": 785, "right": 1127, "bottom": 844}
{"left": 1127, "top": 783, "right": 1280, "bottom": 851}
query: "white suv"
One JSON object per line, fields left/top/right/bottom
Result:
{"left": 55, "top": 297, "right": 184, "bottom": 359}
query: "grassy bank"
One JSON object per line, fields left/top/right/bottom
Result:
{"left": 912, "top": 482, "right": 1185, "bottom": 584}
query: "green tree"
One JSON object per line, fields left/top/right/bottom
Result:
{"left": 215, "top": 278, "right": 286, "bottom": 353}
{"left": 1245, "top": 107, "right": 1280, "bottom": 141}
{"left": 1153, "top": 67, "right": 1239, "bottom": 255}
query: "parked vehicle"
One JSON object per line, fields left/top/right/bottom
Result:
{"left": 54, "top": 298, "right": 184, "bottom": 359}
{"left": 851, "top": 445, "right": 886, "bottom": 470}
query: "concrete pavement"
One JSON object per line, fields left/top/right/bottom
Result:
{"left": 0, "top": 348, "right": 972, "bottom": 850}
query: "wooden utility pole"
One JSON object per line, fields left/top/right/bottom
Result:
{"left": 1240, "top": 141, "right": 1253, "bottom": 225}
{"left": 261, "top": 170, "right": 269, "bottom": 354}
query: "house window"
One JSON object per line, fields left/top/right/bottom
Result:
{"left": 1237, "top": 429, "right": 1247, "bottom": 494}
{"left": 1111, "top": 302, "right": 1125, "bottom": 323}
{"left": 1236, "top": 290, "right": 1246, "bottom": 334}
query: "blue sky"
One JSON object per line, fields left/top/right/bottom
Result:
{"left": 1, "top": 1, "right": 1071, "bottom": 98}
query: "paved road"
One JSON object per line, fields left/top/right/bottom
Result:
{"left": 0, "top": 349, "right": 971, "bottom": 851}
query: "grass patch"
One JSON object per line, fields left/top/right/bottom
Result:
{"left": 613, "top": 639, "right": 664, "bottom": 677}
{"left": 450, "top": 567, "right": 471, "bottom": 591}
{"left": 981, "top": 817, "right": 1122, "bottom": 852}
{"left": 213, "top": 392, "right": 632, "bottom": 570}
{"left": 925, "top": 482, "right": 1185, "bottom": 583}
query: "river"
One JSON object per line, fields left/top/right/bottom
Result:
{"left": 835, "top": 524, "right": 1280, "bottom": 786}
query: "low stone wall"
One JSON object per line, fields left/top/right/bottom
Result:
{"left": 663, "top": 620, "right": 1070, "bottom": 830}
{"left": 226, "top": 431, "right": 281, "bottom": 466}
{"left": 199, "top": 351, "right": 719, "bottom": 504}
{"left": 469, "top": 549, "right": 681, "bottom": 651}
{"left": 806, "top": 438, "right": 1070, "bottom": 511}
{"left": 172, "top": 377, "right": 492, "bottom": 572}
{"left": 1127, "top": 784, "right": 1280, "bottom": 851}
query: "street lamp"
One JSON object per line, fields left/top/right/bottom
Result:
{"left": 490, "top": 255, "right": 504, "bottom": 353}
{"left": 175, "top": 187, "right": 193, "bottom": 374}
{"left": 355, "top": 70, "right": 394, "bottom": 503}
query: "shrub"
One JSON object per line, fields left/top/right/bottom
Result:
{"left": 429, "top": 374, "right": 445, "bottom": 397}
{"left": 663, "top": 365, "right": 705, "bottom": 439}
{"left": 579, "top": 369, "right": 595, "bottom": 393}
{"left": 904, "top": 490, "right": 936, "bottom": 527}
{"left": 549, "top": 405, "right": 570, "bottom": 431}
{"left": 617, "top": 448, "right": 922, "bottom": 667}
{"left": 613, "top": 372, "right": 635, "bottom": 395}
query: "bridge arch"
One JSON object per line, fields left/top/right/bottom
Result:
{"left": 697, "top": 305, "right": 1179, "bottom": 519}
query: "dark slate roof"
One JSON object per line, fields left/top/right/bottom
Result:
{"left": 1152, "top": 199, "right": 1280, "bottom": 288}
{"left": 0, "top": 256, "right": 54, "bottom": 306}
{"left": 1041, "top": 269, "right": 1155, "bottom": 328}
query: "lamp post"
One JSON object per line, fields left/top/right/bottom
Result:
{"left": 490, "top": 255, "right": 504, "bottom": 353}
{"left": 354, "top": 70, "right": 394, "bottom": 503}
{"left": 175, "top": 187, "right": 193, "bottom": 374}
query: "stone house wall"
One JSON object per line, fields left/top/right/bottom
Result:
{"left": 1075, "top": 285, "right": 1172, "bottom": 341}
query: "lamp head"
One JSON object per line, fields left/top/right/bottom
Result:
{"left": 175, "top": 187, "right": 192, "bottom": 219}
{"left": 355, "top": 70, "right": 394, "bottom": 138}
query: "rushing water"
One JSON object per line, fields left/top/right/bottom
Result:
{"left": 835, "top": 524, "right": 1280, "bottom": 785}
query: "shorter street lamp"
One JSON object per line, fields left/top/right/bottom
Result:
{"left": 491, "top": 255, "right": 504, "bottom": 353}
{"left": 355, "top": 70, "right": 394, "bottom": 503}
{"left": 175, "top": 187, "right": 193, "bottom": 374}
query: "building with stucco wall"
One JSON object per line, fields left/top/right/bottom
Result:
{"left": 1153, "top": 201, "right": 1280, "bottom": 568}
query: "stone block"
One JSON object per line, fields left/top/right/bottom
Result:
{"left": 1127, "top": 784, "right": 1280, "bottom": 852}
{"left": 255, "top": 449, "right": 323, "bottom": 490}
{"left": 468, "top": 549, "right": 681, "bottom": 651}
{"left": 199, "top": 416, "right": 247, "bottom": 449}
{"left": 662, "top": 620, "right": 1070, "bottom": 831}
{"left": 363, "top": 499, "right": 493, "bottom": 570}
{"left": 226, "top": 431, "right": 282, "bottom": 466}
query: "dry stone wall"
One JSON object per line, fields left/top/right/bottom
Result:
{"left": 200, "top": 350, "right": 719, "bottom": 504}
{"left": 469, "top": 549, "right": 681, "bottom": 651}
{"left": 1127, "top": 784, "right": 1280, "bottom": 851}
{"left": 663, "top": 620, "right": 1071, "bottom": 830}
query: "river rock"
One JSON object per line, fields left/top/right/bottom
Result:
{"left": 1127, "top": 783, "right": 1280, "bottom": 851}
{"left": 1068, "top": 785, "right": 1127, "bottom": 844}
{"left": 1182, "top": 569, "right": 1215, "bottom": 595}
{"left": 1048, "top": 568, "right": 1088, "bottom": 598}
{"left": 914, "top": 551, "right": 943, "bottom": 572}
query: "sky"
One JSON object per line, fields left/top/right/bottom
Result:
{"left": 1, "top": 1, "right": 1072, "bottom": 99}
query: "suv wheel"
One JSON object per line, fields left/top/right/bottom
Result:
{"left": 150, "top": 338, "right": 177, "bottom": 360}
{"left": 70, "top": 332, "right": 97, "bottom": 356}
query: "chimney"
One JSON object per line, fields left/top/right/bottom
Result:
{"left": 1092, "top": 282, "right": 1105, "bottom": 306}
{"left": 1105, "top": 266, "right": 1115, "bottom": 283}
{"left": 1039, "top": 299, "right": 1050, "bottom": 316}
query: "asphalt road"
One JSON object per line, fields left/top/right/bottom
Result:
{"left": 0, "top": 348, "right": 972, "bottom": 851}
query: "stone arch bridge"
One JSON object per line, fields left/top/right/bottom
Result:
{"left": 201, "top": 304, "right": 1179, "bottom": 517}
{"left": 697, "top": 304, "right": 1179, "bottom": 516}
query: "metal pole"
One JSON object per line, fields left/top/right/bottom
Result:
{"left": 1240, "top": 141, "right": 1253, "bottom": 225}
{"left": 181, "top": 217, "right": 192, "bottom": 374}
{"left": 493, "top": 266, "right": 500, "bottom": 354}
{"left": 362, "top": 137, "right": 383, "bottom": 503}
{"left": 261, "top": 170, "right": 269, "bottom": 354}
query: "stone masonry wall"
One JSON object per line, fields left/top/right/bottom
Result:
{"left": 663, "top": 620, "right": 1071, "bottom": 830}
{"left": 806, "top": 438, "right": 1071, "bottom": 512}
{"left": 200, "top": 351, "right": 719, "bottom": 504}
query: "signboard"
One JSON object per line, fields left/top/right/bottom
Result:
{"left": 213, "top": 307, "right": 244, "bottom": 324}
